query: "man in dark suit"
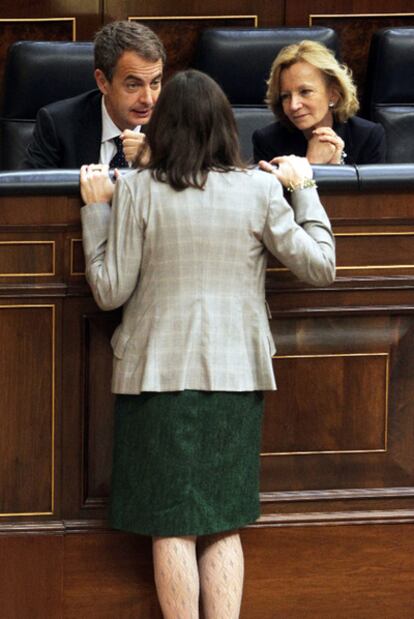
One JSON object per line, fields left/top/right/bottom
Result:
{"left": 23, "top": 21, "right": 166, "bottom": 169}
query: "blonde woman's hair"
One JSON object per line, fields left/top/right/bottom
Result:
{"left": 265, "top": 40, "right": 359, "bottom": 125}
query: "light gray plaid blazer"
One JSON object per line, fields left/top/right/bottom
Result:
{"left": 81, "top": 168, "right": 335, "bottom": 394}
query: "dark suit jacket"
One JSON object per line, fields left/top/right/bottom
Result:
{"left": 23, "top": 90, "right": 102, "bottom": 169}
{"left": 252, "top": 116, "right": 387, "bottom": 165}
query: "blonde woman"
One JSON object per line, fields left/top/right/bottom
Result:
{"left": 253, "top": 40, "right": 386, "bottom": 165}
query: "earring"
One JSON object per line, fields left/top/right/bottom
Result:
{"left": 329, "top": 102, "right": 335, "bottom": 108}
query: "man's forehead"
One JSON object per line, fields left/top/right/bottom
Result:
{"left": 114, "top": 51, "right": 163, "bottom": 79}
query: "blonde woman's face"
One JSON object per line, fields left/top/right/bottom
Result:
{"left": 279, "top": 61, "right": 338, "bottom": 135}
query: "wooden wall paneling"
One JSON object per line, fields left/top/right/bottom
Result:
{"left": 1, "top": 183, "right": 414, "bottom": 615}
{"left": 104, "top": 1, "right": 284, "bottom": 77}
{"left": 0, "top": 533, "right": 63, "bottom": 619}
{"left": 60, "top": 186, "right": 414, "bottom": 524}
{"left": 130, "top": 15, "right": 257, "bottom": 79}
{"left": 0, "top": 18, "right": 74, "bottom": 103}
{"left": 263, "top": 350, "right": 388, "bottom": 455}
{"left": 0, "top": 302, "right": 60, "bottom": 518}
{"left": 0, "top": 194, "right": 80, "bottom": 523}
{"left": 0, "top": 2, "right": 102, "bottom": 104}
{"left": 61, "top": 524, "right": 414, "bottom": 618}
{"left": 61, "top": 294, "right": 120, "bottom": 518}
{"left": 60, "top": 297, "right": 115, "bottom": 519}
{"left": 335, "top": 229, "right": 414, "bottom": 276}
{"left": 81, "top": 309, "right": 120, "bottom": 507}
{"left": 260, "top": 313, "right": 414, "bottom": 504}
{"left": 241, "top": 524, "right": 414, "bottom": 618}
{"left": 0, "top": 194, "right": 82, "bottom": 228}
{"left": 61, "top": 296, "right": 93, "bottom": 519}
{"left": 269, "top": 227, "right": 414, "bottom": 278}
{"left": 284, "top": 1, "right": 414, "bottom": 110}
{"left": 105, "top": 0, "right": 284, "bottom": 26}
{"left": 321, "top": 191, "right": 414, "bottom": 222}
{"left": 0, "top": 193, "right": 80, "bottom": 524}
{"left": 310, "top": 13, "right": 414, "bottom": 109}
{"left": 0, "top": 230, "right": 67, "bottom": 285}
{"left": 0, "top": 521, "right": 413, "bottom": 618}
{"left": 267, "top": 191, "right": 414, "bottom": 294}
{"left": 0, "top": 1, "right": 102, "bottom": 39}
{"left": 0, "top": 238, "right": 55, "bottom": 278}
{"left": 261, "top": 184, "right": 414, "bottom": 524}
{"left": 63, "top": 531, "right": 162, "bottom": 618}
{"left": 70, "top": 238, "right": 86, "bottom": 277}
{"left": 284, "top": 0, "right": 414, "bottom": 25}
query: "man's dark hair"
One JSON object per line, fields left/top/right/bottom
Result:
{"left": 145, "top": 70, "right": 245, "bottom": 191}
{"left": 94, "top": 20, "right": 166, "bottom": 80}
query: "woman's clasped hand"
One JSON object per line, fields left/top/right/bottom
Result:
{"left": 80, "top": 164, "right": 115, "bottom": 204}
{"left": 307, "top": 126, "right": 346, "bottom": 164}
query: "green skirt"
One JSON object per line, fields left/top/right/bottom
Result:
{"left": 109, "top": 390, "right": 263, "bottom": 537}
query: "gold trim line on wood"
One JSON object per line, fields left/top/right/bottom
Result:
{"left": 268, "top": 264, "right": 414, "bottom": 271}
{"left": 335, "top": 232, "right": 414, "bottom": 236}
{"left": 262, "top": 351, "right": 389, "bottom": 456}
{"left": 254, "top": 508, "right": 414, "bottom": 527}
{"left": 385, "top": 354, "right": 389, "bottom": 450}
{"left": 260, "top": 486, "right": 414, "bottom": 502}
{"left": 0, "top": 17, "right": 76, "bottom": 41}
{"left": 261, "top": 448, "right": 387, "bottom": 456}
{"left": 268, "top": 231, "right": 414, "bottom": 271}
{"left": 77, "top": 231, "right": 414, "bottom": 275}
{"left": 0, "top": 511, "right": 53, "bottom": 518}
{"left": 51, "top": 304, "right": 55, "bottom": 514}
{"left": 0, "top": 240, "right": 55, "bottom": 277}
{"left": 0, "top": 304, "right": 55, "bottom": 518}
{"left": 309, "top": 12, "right": 414, "bottom": 27}
{"left": 70, "top": 238, "right": 84, "bottom": 276}
{"left": 309, "top": 12, "right": 414, "bottom": 24}
{"left": 273, "top": 352, "right": 388, "bottom": 359}
{"left": 129, "top": 15, "right": 258, "bottom": 26}
{"left": 269, "top": 263, "right": 414, "bottom": 274}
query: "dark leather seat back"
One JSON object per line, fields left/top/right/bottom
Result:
{"left": 233, "top": 107, "right": 274, "bottom": 161}
{"left": 193, "top": 27, "right": 340, "bottom": 106}
{"left": 0, "top": 41, "right": 95, "bottom": 170}
{"left": 364, "top": 28, "right": 414, "bottom": 163}
{"left": 1, "top": 121, "right": 35, "bottom": 171}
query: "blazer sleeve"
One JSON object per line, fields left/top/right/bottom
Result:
{"left": 252, "top": 128, "right": 277, "bottom": 163}
{"left": 81, "top": 176, "right": 143, "bottom": 310}
{"left": 359, "top": 122, "right": 386, "bottom": 164}
{"left": 253, "top": 129, "right": 267, "bottom": 163}
{"left": 23, "top": 107, "right": 62, "bottom": 169}
{"left": 262, "top": 179, "right": 336, "bottom": 286}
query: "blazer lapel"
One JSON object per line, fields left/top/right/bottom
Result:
{"left": 334, "top": 121, "right": 353, "bottom": 164}
{"left": 77, "top": 90, "right": 102, "bottom": 166}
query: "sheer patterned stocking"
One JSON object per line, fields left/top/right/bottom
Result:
{"left": 198, "top": 532, "right": 244, "bottom": 619}
{"left": 153, "top": 536, "right": 199, "bottom": 619}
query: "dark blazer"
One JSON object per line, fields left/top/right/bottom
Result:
{"left": 252, "top": 116, "right": 386, "bottom": 165}
{"left": 23, "top": 90, "right": 103, "bottom": 169}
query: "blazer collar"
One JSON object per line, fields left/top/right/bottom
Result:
{"left": 77, "top": 90, "right": 102, "bottom": 165}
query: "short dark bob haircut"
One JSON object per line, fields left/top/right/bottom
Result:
{"left": 145, "top": 69, "right": 245, "bottom": 190}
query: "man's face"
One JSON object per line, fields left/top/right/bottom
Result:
{"left": 95, "top": 50, "right": 163, "bottom": 130}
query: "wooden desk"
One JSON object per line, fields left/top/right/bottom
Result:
{"left": 0, "top": 183, "right": 413, "bottom": 617}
